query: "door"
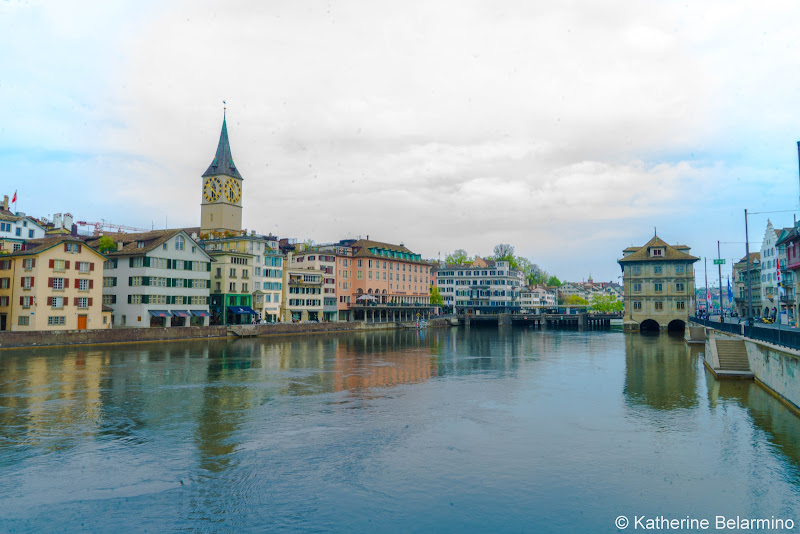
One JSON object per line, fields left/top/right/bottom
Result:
{"left": 77, "top": 315, "right": 87, "bottom": 330}
{"left": 0, "top": 314, "right": 6, "bottom": 331}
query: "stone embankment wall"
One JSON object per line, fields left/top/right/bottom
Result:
{"left": 743, "top": 340, "right": 800, "bottom": 412}
{"left": 0, "top": 318, "right": 453, "bottom": 349}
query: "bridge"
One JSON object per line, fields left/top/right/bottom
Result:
{"left": 457, "top": 313, "right": 623, "bottom": 328}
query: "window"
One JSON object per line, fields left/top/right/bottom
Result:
{"left": 132, "top": 257, "right": 145, "bottom": 268}
{"left": 65, "top": 243, "right": 79, "bottom": 253}
{"left": 48, "top": 316, "right": 66, "bottom": 325}
{"left": 78, "top": 279, "right": 89, "bottom": 291}
{"left": 654, "top": 283, "right": 663, "bottom": 292}
{"left": 0, "top": 296, "right": 7, "bottom": 307}
{"left": 28, "top": 230, "right": 34, "bottom": 238}
{"left": 358, "top": 260, "right": 363, "bottom": 267}
{"left": 15, "top": 228, "right": 21, "bottom": 236}
{"left": 655, "top": 302, "right": 663, "bottom": 310}
{"left": 654, "top": 266, "right": 662, "bottom": 274}
{"left": 103, "top": 277, "right": 116, "bottom": 287}
{"left": 676, "top": 283, "right": 685, "bottom": 292}
{"left": 230, "top": 268, "right": 236, "bottom": 277}
{"left": 632, "top": 266, "right": 641, "bottom": 275}
{"left": 677, "top": 301, "right": 686, "bottom": 310}
{"left": 21, "top": 296, "right": 32, "bottom": 308}
{"left": 78, "top": 262, "right": 90, "bottom": 273}
{"left": 51, "top": 297, "right": 64, "bottom": 308}
{"left": 18, "top": 316, "right": 29, "bottom": 326}
{"left": 652, "top": 249, "right": 663, "bottom": 257}
{"left": 23, "top": 277, "right": 32, "bottom": 289}
{"left": 23, "top": 258, "right": 34, "bottom": 270}
{"left": 633, "top": 283, "right": 642, "bottom": 292}
{"left": 102, "top": 294, "right": 116, "bottom": 305}
{"left": 52, "top": 278, "right": 64, "bottom": 290}
{"left": 104, "top": 259, "right": 117, "bottom": 269}
{"left": 53, "top": 259, "right": 65, "bottom": 271}
{"left": 357, "top": 271, "right": 363, "bottom": 280}
{"left": 675, "top": 265, "right": 685, "bottom": 274}
{"left": 633, "top": 301, "right": 642, "bottom": 310}
{"left": 230, "top": 282, "right": 236, "bottom": 292}
{"left": 77, "top": 297, "right": 89, "bottom": 309}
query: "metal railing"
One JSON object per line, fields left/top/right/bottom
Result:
{"left": 692, "top": 316, "right": 800, "bottom": 351}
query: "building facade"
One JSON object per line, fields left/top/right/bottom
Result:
{"left": 0, "top": 236, "right": 106, "bottom": 331}
{"left": 733, "top": 253, "right": 761, "bottom": 319}
{"left": 291, "top": 250, "right": 338, "bottom": 321}
{"left": 618, "top": 235, "right": 698, "bottom": 331}
{"left": 281, "top": 253, "right": 324, "bottom": 322}
{"left": 87, "top": 230, "right": 212, "bottom": 328}
{"left": 759, "top": 220, "right": 792, "bottom": 321}
{"left": 435, "top": 257, "right": 522, "bottom": 315}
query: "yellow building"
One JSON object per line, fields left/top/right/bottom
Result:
{"left": 618, "top": 235, "right": 698, "bottom": 332}
{"left": 0, "top": 236, "right": 107, "bottom": 331}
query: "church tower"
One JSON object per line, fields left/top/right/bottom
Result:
{"left": 201, "top": 111, "right": 243, "bottom": 234}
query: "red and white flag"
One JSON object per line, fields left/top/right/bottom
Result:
{"left": 11, "top": 191, "right": 16, "bottom": 203}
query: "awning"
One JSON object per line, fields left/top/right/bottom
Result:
{"left": 228, "top": 306, "right": 257, "bottom": 315}
{"left": 171, "top": 310, "right": 191, "bottom": 318}
{"left": 148, "top": 310, "right": 171, "bottom": 318}
{"left": 190, "top": 310, "right": 212, "bottom": 317}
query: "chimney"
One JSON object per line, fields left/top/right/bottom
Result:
{"left": 2, "top": 195, "right": 7, "bottom": 211}
{"left": 117, "top": 242, "right": 123, "bottom": 251}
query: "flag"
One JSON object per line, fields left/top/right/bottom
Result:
{"left": 706, "top": 288, "right": 712, "bottom": 309}
{"left": 11, "top": 191, "right": 16, "bottom": 203}
{"left": 727, "top": 276, "right": 733, "bottom": 304}
{"left": 777, "top": 258, "right": 784, "bottom": 296}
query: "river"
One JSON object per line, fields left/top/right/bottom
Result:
{"left": 0, "top": 327, "right": 798, "bottom": 532}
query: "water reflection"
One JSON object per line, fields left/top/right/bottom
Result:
{"left": 1, "top": 328, "right": 799, "bottom": 531}
{"left": 624, "top": 332, "right": 700, "bottom": 411}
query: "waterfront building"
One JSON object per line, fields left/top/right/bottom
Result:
{"left": 200, "top": 234, "right": 283, "bottom": 323}
{"left": 200, "top": 112, "right": 244, "bottom": 235}
{"left": 0, "top": 196, "right": 47, "bottom": 251}
{"left": 0, "top": 235, "right": 106, "bottom": 331}
{"left": 86, "top": 230, "right": 212, "bottom": 328}
{"left": 776, "top": 224, "right": 800, "bottom": 323}
{"left": 280, "top": 252, "right": 324, "bottom": 322}
{"left": 290, "top": 249, "right": 338, "bottom": 321}
{"left": 759, "top": 220, "right": 792, "bottom": 321}
{"left": 618, "top": 235, "right": 698, "bottom": 331}
{"left": 435, "top": 256, "right": 522, "bottom": 315}
{"left": 733, "top": 253, "right": 761, "bottom": 319}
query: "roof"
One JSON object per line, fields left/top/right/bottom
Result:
{"left": 202, "top": 114, "right": 243, "bottom": 180}
{"left": 2, "top": 235, "right": 105, "bottom": 259}
{"left": 85, "top": 229, "right": 208, "bottom": 259}
{"left": 618, "top": 236, "right": 699, "bottom": 264}
{"left": 776, "top": 226, "right": 799, "bottom": 247}
{"left": 349, "top": 239, "right": 432, "bottom": 265}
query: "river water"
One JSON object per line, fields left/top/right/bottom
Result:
{"left": 0, "top": 327, "right": 798, "bottom": 533}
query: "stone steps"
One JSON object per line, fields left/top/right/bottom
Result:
{"left": 715, "top": 339, "right": 751, "bottom": 372}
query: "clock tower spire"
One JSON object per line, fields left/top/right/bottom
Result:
{"left": 201, "top": 107, "right": 243, "bottom": 234}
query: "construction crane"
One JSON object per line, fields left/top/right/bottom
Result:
{"left": 75, "top": 219, "right": 149, "bottom": 237}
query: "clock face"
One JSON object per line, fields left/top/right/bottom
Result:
{"left": 203, "top": 176, "right": 221, "bottom": 202}
{"left": 225, "top": 177, "right": 242, "bottom": 204}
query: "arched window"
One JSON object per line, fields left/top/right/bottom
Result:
{"left": 175, "top": 235, "right": 185, "bottom": 251}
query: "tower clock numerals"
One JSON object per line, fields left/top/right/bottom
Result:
{"left": 225, "top": 177, "right": 242, "bottom": 204}
{"left": 203, "top": 176, "right": 221, "bottom": 202}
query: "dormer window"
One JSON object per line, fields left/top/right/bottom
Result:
{"left": 137, "top": 241, "right": 145, "bottom": 248}
{"left": 651, "top": 248, "right": 663, "bottom": 257}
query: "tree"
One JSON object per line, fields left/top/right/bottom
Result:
{"left": 97, "top": 235, "right": 115, "bottom": 253}
{"left": 564, "top": 295, "right": 589, "bottom": 306}
{"left": 591, "top": 294, "right": 623, "bottom": 313}
{"left": 446, "top": 249, "right": 470, "bottom": 264}
{"left": 492, "top": 243, "right": 519, "bottom": 268}
{"left": 429, "top": 286, "right": 444, "bottom": 306}
{"left": 547, "top": 275, "right": 562, "bottom": 287}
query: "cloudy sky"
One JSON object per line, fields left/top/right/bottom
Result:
{"left": 3, "top": 0, "right": 800, "bottom": 284}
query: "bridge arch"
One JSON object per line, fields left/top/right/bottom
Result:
{"left": 639, "top": 319, "right": 660, "bottom": 332}
{"left": 667, "top": 319, "right": 686, "bottom": 333}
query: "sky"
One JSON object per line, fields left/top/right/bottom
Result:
{"left": 3, "top": 0, "right": 800, "bottom": 285}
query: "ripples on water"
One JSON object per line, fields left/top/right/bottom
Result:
{"left": 0, "top": 327, "right": 799, "bottom": 532}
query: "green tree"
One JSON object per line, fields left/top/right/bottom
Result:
{"left": 97, "top": 235, "right": 115, "bottom": 253}
{"left": 591, "top": 294, "right": 623, "bottom": 313}
{"left": 492, "top": 243, "right": 519, "bottom": 268}
{"left": 446, "top": 249, "right": 470, "bottom": 264}
{"left": 429, "top": 286, "right": 444, "bottom": 306}
{"left": 564, "top": 295, "right": 589, "bottom": 306}
{"left": 547, "top": 275, "right": 562, "bottom": 287}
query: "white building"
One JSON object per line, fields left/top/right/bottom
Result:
{"left": 760, "top": 220, "right": 792, "bottom": 319}
{"left": 0, "top": 198, "right": 46, "bottom": 250}
{"left": 434, "top": 257, "right": 523, "bottom": 314}
{"left": 87, "top": 229, "right": 212, "bottom": 327}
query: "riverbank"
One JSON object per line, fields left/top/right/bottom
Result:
{"left": 0, "top": 318, "right": 452, "bottom": 350}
